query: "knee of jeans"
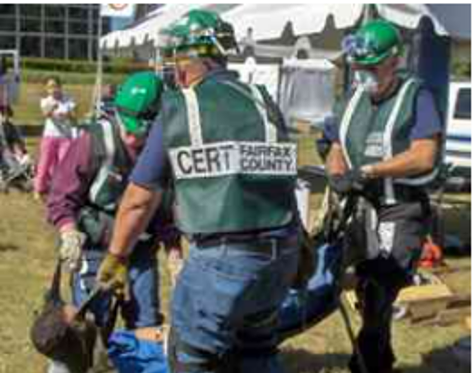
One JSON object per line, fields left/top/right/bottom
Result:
{"left": 168, "top": 327, "right": 232, "bottom": 373}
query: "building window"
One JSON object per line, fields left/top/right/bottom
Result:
{"left": 69, "top": 20, "right": 88, "bottom": 35}
{"left": 0, "top": 5, "right": 16, "bottom": 16}
{"left": 45, "top": 20, "right": 65, "bottom": 34}
{"left": 45, "top": 37, "right": 64, "bottom": 59}
{"left": 20, "top": 17, "right": 42, "bottom": 33}
{"left": 20, "top": 5, "right": 41, "bottom": 18}
{"left": 68, "top": 6, "right": 89, "bottom": 20}
{"left": 0, "top": 36, "right": 16, "bottom": 50}
{"left": 0, "top": 16, "right": 16, "bottom": 32}
{"left": 21, "top": 36, "right": 41, "bottom": 57}
{"left": 69, "top": 38, "right": 89, "bottom": 60}
{"left": 93, "top": 20, "right": 111, "bottom": 36}
{"left": 45, "top": 5, "right": 65, "bottom": 19}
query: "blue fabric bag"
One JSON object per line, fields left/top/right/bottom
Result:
{"left": 278, "top": 242, "right": 343, "bottom": 340}
{"left": 108, "top": 330, "right": 169, "bottom": 373}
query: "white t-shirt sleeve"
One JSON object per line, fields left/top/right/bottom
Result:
{"left": 41, "top": 96, "right": 57, "bottom": 113}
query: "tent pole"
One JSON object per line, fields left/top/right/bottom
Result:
{"left": 92, "top": 12, "right": 104, "bottom": 118}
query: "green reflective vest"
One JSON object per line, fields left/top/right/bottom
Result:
{"left": 77, "top": 118, "right": 133, "bottom": 243}
{"left": 338, "top": 75, "right": 438, "bottom": 204}
{"left": 78, "top": 118, "right": 176, "bottom": 244}
{"left": 161, "top": 73, "right": 297, "bottom": 234}
{"left": 87, "top": 118, "right": 133, "bottom": 212}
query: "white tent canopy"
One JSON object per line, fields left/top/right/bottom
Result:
{"left": 222, "top": 4, "right": 365, "bottom": 41}
{"left": 223, "top": 4, "right": 471, "bottom": 42}
{"left": 101, "top": 4, "right": 200, "bottom": 49}
{"left": 100, "top": 4, "right": 238, "bottom": 50}
{"left": 100, "top": 4, "right": 471, "bottom": 52}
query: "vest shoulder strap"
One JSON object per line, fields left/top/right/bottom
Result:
{"left": 88, "top": 119, "right": 118, "bottom": 202}
{"left": 220, "top": 80, "right": 280, "bottom": 143}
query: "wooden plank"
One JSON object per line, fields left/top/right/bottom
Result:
{"left": 413, "top": 307, "right": 472, "bottom": 327}
{"left": 409, "top": 298, "right": 452, "bottom": 322}
{"left": 446, "top": 294, "right": 471, "bottom": 309}
{"left": 343, "top": 274, "right": 456, "bottom": 321}
{"left": 436, "top": 307, "right": 471, "bottom": 326}
{"left": 397, "top": 283, "right": 453, "bottom": 303}
{"left": 410, "top": 294, "right": 471, "bottom": 326}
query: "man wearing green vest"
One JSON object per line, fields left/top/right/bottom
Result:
{"left": 97, "top": 9, "right": 300, "bottom": 373}
{"left": 325, "top": 21, "right": 442, "bottom": 373}
{"left": 47, "top": 72, "right": 181, "bottom": 373}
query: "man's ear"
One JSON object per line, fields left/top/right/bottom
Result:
{"left": 389, "top": 56, "right": 400, "bottom": 71}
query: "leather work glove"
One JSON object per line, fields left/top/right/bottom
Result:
{"left": 328, "top": 169, "right": 366, "bottom": 195}
{"left": 96, "top": 253, "right": 128, "bottom": 297}
{"left": 59, "top": 229, "right": 86, "bottom": 272}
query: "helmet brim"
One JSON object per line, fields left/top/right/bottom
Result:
{"left": 117, "top": 112, "right": 148, "bottom": 137}
{"left": 349, "top": 48, "right": 399, "bottom": 66}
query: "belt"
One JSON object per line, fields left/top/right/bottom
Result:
{"left": 194, "top": 234, "right": 298, "bottom": 255}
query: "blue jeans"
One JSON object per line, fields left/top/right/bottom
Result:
{"left": 169, "top": 235, "right": 299, "bottom": 373}
{"left": 72, "top": 239, "right": 160, "bottom": 328}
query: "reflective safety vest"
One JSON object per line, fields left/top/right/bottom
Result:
{"left": 76, "top": 118, "right": 134, "bottom": 244}
{"left": 87, "top": 118, "right": 133, "bottom": 212}
{"left": 161, "top": 74, "right": 297, "bottom": 234}
{"left": 339, "top": 75, "right": 438, "bottom": 205}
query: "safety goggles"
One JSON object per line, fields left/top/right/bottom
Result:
{"left": 342, "top": 34, "right": 379, "bottom": 62}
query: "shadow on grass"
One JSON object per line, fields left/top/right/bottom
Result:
{"left": 282, "top": 348, "right": 350, "bottom": 372}
{"left": 415, "top": 342, "right": 471, "bottom": 373}
{"left": 0, "top": 243, "right": 20, "bottom": 252}
{"left": 282, "top": 343, "right": 470, "bottom": 373}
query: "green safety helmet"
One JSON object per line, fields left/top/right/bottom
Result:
{"left": 114, "top": 71, "right": 163, "bottom": 137}
{"left": 160, "top": 9, "right": 238, "bottom": 61}
{"left": 342, "top": 20, "right": 403, "bottom": 66}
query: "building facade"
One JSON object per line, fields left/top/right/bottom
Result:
{"left": 0, "top": 4, "right": 111, "bottom": 61}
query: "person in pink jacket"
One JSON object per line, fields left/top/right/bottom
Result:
{"left": 34, "top": 77, "right": 77, "bottom": 200}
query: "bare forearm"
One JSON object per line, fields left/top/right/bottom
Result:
{"left": 109, "top": 183, "right": 161, "bottom": 258}
{"left": 326, "top": 143, "right": 348, "bottom": 175}
{"left": 366, "top": 139, "right": 438, "bottom": 179}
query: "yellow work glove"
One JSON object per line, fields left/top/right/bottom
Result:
{"left": 96, "top": 253, "right": 128, "bottom": 297}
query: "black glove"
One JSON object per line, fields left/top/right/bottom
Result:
{"left": 328, "top": 170, "right": 366, "bottom": 195}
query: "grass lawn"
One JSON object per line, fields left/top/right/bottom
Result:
{"left": 0, "top": 190, "right": 469, "bottom": 373}
{"left": 0, "top": 83, "right": 470, "bottom": 373}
